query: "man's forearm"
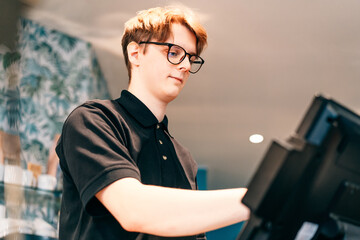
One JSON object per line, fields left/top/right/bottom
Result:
{"left": 96, "top": 177, "right": 249, "bottom": 237}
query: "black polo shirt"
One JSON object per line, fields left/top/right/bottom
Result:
{"left": 56, "top": 90, "right": 204, "bottom": 240}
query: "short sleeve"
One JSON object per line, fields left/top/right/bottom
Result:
{"left": 58, "top": 102, "right": 141, "bottom": 214}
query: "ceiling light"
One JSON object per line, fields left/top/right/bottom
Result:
{"left": 249, "top": 134, "right": 264, "bottom": 144}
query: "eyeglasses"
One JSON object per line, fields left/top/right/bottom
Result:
{"left": 139, "top": 41, "right": 205, "bottom": 74}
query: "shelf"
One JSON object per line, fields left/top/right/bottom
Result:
{"left": 0, "top": 232, "right": 57, "bottom": 240}
{"left": 0, "top": 182, "right": 62, "bottom": 197}
{"left": 0, "top": 182, "right": 61, "bottom": 239}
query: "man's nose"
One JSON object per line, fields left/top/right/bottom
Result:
{"left": 178, "top": 55, "right": 191, "bottom": 72}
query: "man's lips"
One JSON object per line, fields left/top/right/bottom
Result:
{"left": 169, "top": 76, "right": 183, "bottom": 83}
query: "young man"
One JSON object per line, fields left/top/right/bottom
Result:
{"left": 56, "top": 6, "right": 249, "bottom": 240}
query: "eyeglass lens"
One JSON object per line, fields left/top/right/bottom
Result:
{"left": 168, "top": 45, "right": 203, "bottom": 73}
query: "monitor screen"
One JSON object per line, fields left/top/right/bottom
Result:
{"left": 237, "top": 94, "right": 360, "bottom": 240}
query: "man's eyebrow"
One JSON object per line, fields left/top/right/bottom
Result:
{"left": 171, "top": 42, "right": 197, "bottom": 55}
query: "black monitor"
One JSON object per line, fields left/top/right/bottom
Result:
{"left": 237, "top": 94, "right": 360, "bottom": 240}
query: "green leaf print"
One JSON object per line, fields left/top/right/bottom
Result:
{"left": 3, "top": 52, "right": 21, "bottom": 70}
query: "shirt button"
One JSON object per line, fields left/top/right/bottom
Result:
{"left": 157, "top": 124, "right": 160, "bottom": 129}
{"left": 159, "top": 140, "right": 163, "bottom": 145}
{"left": 162, "top": 155, "right": 167, "bottom": 160}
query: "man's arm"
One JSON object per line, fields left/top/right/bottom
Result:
{"left": 96, "top": 177, "right": 249, "bottom": 237}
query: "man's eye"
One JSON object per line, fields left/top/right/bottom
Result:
{"left": 169, "top": 51, "right": 179, "bottom": 57}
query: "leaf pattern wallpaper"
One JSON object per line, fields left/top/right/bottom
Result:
{"left": 0, "top": 18, "right": 110, "bottom": 169}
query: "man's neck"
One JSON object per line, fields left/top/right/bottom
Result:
{"left": 127, "top": 86, "right": 167, "bottom": 122}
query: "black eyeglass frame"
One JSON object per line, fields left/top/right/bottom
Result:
{"left": 139, "top": 41, "right": 205, "bottom": 74}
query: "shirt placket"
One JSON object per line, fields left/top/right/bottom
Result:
{"left": 155, "top": 123, "right": 175, "bottom": 187}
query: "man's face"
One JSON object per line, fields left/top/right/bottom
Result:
{"left": 138, "top": 23, "right": 197, "bottom": 103}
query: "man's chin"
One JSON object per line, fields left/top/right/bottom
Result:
{"left": 163, "top": 88, "right": 182, "bottom": 102}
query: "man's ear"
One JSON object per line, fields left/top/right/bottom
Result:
{"left": 127, "top": 41, "right": 141, "bottom": 67}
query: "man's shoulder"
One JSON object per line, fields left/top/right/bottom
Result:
{"left": 61, "top": 98, "right": 126, "bottom": 129}
{"left": 69, "top": 99, "right": 120, "bottom": 117}
{"left": 81, "top": 98, "right": 119, "bottom": 111}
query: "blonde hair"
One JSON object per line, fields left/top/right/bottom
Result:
{"left": 122, "top": 6, "right": 208, "bottom": 80}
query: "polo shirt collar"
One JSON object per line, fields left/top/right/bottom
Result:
{"left": 116, "top": 90, "right": 169, "bottom": 129}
